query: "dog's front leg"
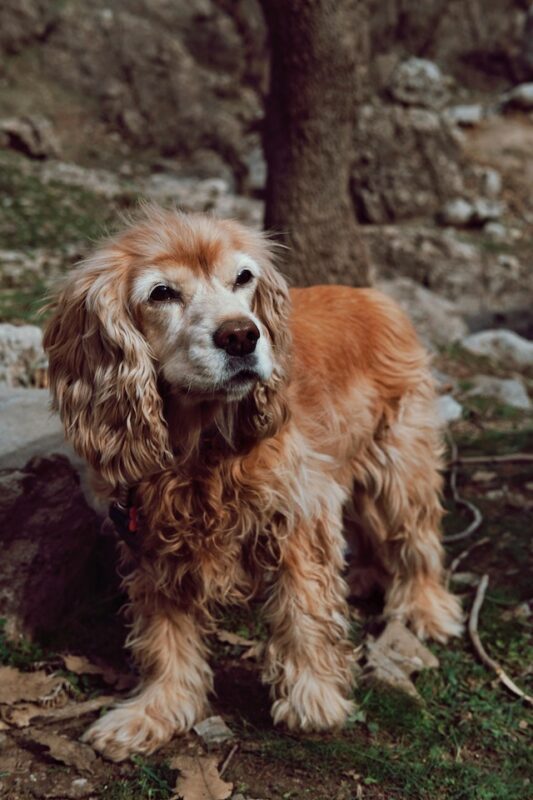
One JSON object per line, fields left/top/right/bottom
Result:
{"left": 262, "top": 519, "right": 354, "bottom": 731}
{"left": 82, "top": 598, "right": 212, "bottom": 761}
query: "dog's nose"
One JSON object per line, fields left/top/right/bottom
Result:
{"left": 213, "top": 318, "right": 260, "bottom": 357}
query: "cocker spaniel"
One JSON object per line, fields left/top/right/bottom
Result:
{"left": 44, "top": 207, "right": 462, "bottom": 761}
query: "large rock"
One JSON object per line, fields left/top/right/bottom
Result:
{"left": 364, "top": 225, "right": 530, "bottom": 314}
{"left": 461, "top": 330, "right": 533, "bottom": 369}
{"left": 465, "top": 375, "right": 531, "bottom": 410}
{"left": 0, "top": 455, "right": 102, "bottom": 638}
{"left": 0, "top": 324, "right": 47, "bottom": 387}
{"left": 352, "top": 103, "right": 467, "bottom": 223}
{"left": 377, "top": 277, "right": 467, "bottom": 348}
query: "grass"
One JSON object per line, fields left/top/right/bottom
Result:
{"left": 104, "top": 758, "right": 173, "bottom": 800}
{"left": 0, "top": 152, "right": 131, "bottom": 323}
{"left": 0, "top": 618, "right": 45, "bottom": 669}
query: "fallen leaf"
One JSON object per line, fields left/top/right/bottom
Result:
{"left": 2, "top": 695, "right": 115, "bottom": 728}
{"left": 171, "top": 755, "right": 233, "bottom": 800}
{"left": 193, "top": 716, "right": 234, "bottom": 747}
{"left": 215, "top": 630, "right": 257, "bottom": 648}
{"left": 61, "top": 655, "right": 135, "bottom": 690}
{"left": 26, "top": 729, "right": 97, "bottom": 773}
{"left": 361, "top": 620, "right": 439, "bottom": 698}
{"left": 0, "top": 667, "right": 66, "bottom": 705}
{"left": 62, "top": 655, "right": 106, "bottom": 676}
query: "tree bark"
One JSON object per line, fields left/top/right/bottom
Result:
{"left": 259, "top": 0, "right": 370, "bottom": 286}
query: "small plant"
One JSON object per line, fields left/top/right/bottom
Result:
{"left": 0, "top": 619, "right": 45, "bottom": 669}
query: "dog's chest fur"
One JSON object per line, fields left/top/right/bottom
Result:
{"left": 135, "top": 430, "right": 348, "bottom": 607}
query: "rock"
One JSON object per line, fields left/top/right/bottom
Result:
{"left": 0, "top": 454, "right": 101, "bottom": 637}
{"left": 0, "top": 115, "right": 59, "bottom": 159}
{"left": 0, "top": 324, "right": 47, "bottom": 387}
{"left": 461, "top": 330, "right": 533, "bottom": 369}
{"left": 141, "top": 175, "right": 263, "bottom": 227}
{"left": 438, "top": 198, "right": 474, "bottom": 227}
{"left": 465, "top": 375, "right": 531, "bottom": 410}
{"left": 193, "top": 716, "right": 234, "bottom": 747}
{"left": 352, "top": 103, "right": 467, "bottom": 223}
{"left": 364, "top": 225, "right": 529, "bottom": 314}
{"left": 478, "top": 168, "right": 502, "bottom": 199}
{"left": 40, "top": 161, "right": 124, "bottom": 198}
{"left": 377, "top": 277, "right": 467, "bottom": 348}
{"left": 0, "top": 387, "right": 65, "bottom": 467}
{"left": 446, "top": 104, "right": 484, "bottom": 126}
{"left": 0, "top": 248, "right": 67, "bottom": 290}
{"left": 389, "top": 58, "right": 451, "bottom": 109}
{"left": 483, "top": 222, "right": 508, "bottom": 241}
{"left": 501, "top": 83, "right": 533, "bottom": 111}
{"left": 436, "top": 395, "right": 463, "bottom": 424}
{"left": 438, "top": 197, "right": 503, "bottom": 227}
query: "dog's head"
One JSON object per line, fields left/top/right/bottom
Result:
{"left": 43, "top": 207, "right": 291, "bottom": 488}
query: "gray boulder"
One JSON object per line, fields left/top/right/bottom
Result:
{"left": 465, "top": 375, "right": 531, "bottom": 410}
{"left": 461, "top": 330, "right": 533, "bottom": 369}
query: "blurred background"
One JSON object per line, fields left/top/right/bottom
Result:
{"left": 0, "top": 2, "right": 532, "bottom": 799}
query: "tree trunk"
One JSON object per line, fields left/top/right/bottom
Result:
{"left": 259, "top": 0, "right": 370, "bottom": 286}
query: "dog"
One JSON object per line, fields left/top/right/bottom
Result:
{"left": 43, "top": 206, "right": 462, "bottom": 761}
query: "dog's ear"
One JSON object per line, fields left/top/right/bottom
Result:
{"left": 43, "top": 246, "right": 172, "bottom": 490}
{"left": 253, "top": 251, "right": 291, "bottom": 361}
{"left": 247, "top": 250, "right": 292, "bottom": 439}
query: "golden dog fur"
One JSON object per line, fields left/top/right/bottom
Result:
{"left": 44, "top": 207, "right": 462, "bottom": 761}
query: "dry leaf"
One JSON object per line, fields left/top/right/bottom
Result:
{"left": 362, "top": 620, "right": 439, "bottom": 698}
{"left": 2, "top": 695, "right": 115, "bottom": 728}
{"left": 27, "top": 729, "right": 97, "bottom": 773}
{"left": 193, "top": 716, "right": 234, "bottom": 746}
{"left": 61, "top": 655, "right": 134, "bottom": 690}
{"left": 62, "top": 655, "right": 106, "bottom": 676}
{"left": 0, "top": 667, "right": 66, "bottom": 705}
{"left": 171, "top": 755, "right": 233, "bottom": 800}
{"left": 216, "top": 630, "right": 257, "bottom": 648}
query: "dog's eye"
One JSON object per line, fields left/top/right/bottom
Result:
{"left": 235, "top": 269, "right": 254, "bottom": 287}
{"left": 149, "top": 285, "right": 179, "bottom": 302}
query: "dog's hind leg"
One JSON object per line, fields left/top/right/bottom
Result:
{"left": 352, "top": 396, "right": 463, "bottom": 642}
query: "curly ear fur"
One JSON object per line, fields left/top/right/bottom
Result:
{"left": 249, "top": 244, "right": 292, "bottom": 439}
{"left": 43, "top": 246, "right": 172, "bottom": 490}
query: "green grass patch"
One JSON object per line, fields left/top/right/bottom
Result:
{"left": 104, "top": 758, "right": 173, "bottom": 800}
{"left": 0, "top": 618, "right": 45, "bottom": 668}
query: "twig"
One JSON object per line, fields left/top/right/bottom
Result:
{"left": 469, "top": 575, "right": 533, "bottom": 706}
{"left": 445, "top": 536, "right": 491, "bottom": 588}
{"left": 451, "top": 453, "right": 533, "bottom": 466}
{"left": 444, "top": 433, "right": 484, "bottom": 543}
{"left": 219, "top": 743, "right": 238, "bottom": 777}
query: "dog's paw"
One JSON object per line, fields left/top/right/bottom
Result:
{"left": 271, "top": 671, "right": 353, "bottom": 732}
{"left": 407, "top": 584, "right": 464, "bottom": 643}
{"left": 81, "top": 702, "right": 178, "bottom": 762}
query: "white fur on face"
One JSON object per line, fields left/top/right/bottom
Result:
{"left": 134, "top": 255, "right": 274, "bottom": 401}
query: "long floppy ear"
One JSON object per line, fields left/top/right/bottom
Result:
{"left": 43, "top": 247, "right": 172, "bottom": 490}
{"left": 246, "top": 246, "right": 292, "bottom": 439}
